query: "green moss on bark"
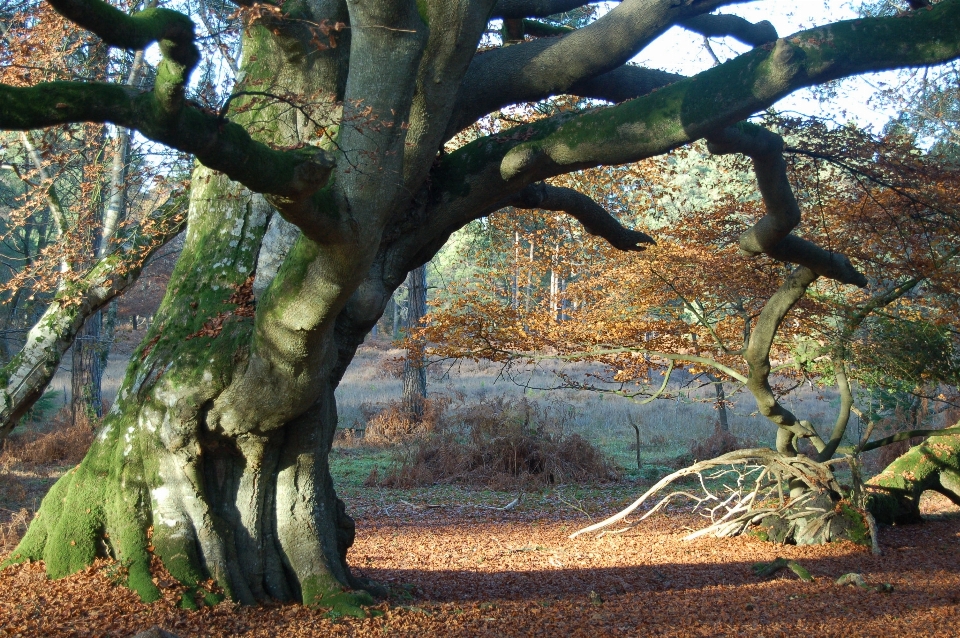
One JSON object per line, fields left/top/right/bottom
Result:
{"left": 868, "top": 434, "right": 960, "bottom": 524}
{"left": 3, "top": 405, "right": 160, "bottom": 601}
{"left": 302, "top": 573, "right": 374, "bottom": 618}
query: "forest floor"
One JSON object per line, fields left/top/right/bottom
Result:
{"left": 2, "top": 342, "right": 959, "bottom": 636}
{"left": 0, "top": 481, "right": 958, "bottom": 637}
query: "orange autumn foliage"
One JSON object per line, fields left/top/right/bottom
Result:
{"left": 423, "top": 116, "right": 960, "bottom": 403}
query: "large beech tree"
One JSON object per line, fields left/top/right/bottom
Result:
{"left": 3, "top": 0, "right": 960, "bottom": 609}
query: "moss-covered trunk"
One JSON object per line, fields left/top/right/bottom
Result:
{"left": 2, "top": 0, "right": 427, "bottom": 607}
{"left": 868, "top": 434, "right": 960, "bottom": 524}
{"left": 3, "top": 164, "right": 374, "bottom": 609}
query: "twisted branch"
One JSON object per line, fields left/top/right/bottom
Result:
{"left": 707, "top": 123, "right": 866, "bottom": 286}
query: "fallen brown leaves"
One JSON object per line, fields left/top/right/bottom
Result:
{"left": 1, "top": 495, "right": 959, "bottom": 637}
{"left": 185, "top": 275, "right": 256, "bottom": 340}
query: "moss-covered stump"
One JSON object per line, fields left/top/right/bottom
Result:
{"left": 867, "top": 434, "right": 960, "bottom": 525}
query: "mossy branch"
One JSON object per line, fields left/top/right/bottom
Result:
{"left": 490, "top": 0, "right": 591, "bottom": 20}
{"left": 522, "top": 19, "right": 573, "bottom": 37}
{"left": 856, "top": 426, "right": 960, "bottom": 453}
{"left": 47, "top": 0, "right": 198, "bottom": 58}
{"left": 450, "top": 0, "right": 730, "bottom": 137}
{"left": 0, "top": 82, "right": 336, "bottom": 208}
{"left": 498, "top": 0, "right": 960, "bottom": 182}
{"left": 1, "top": 0, "right": 338, "bottom": 238}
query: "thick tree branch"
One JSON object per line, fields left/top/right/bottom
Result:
{"left": 567, "top": 65, "right": 682, "bottom": 104}
{"left": 858, "top": 426, "right": 960, "bottom": 453}
{"left": 744, "top": 267, "right": 819, "bottom": 446}
{"left": 707, "top": 124, "right": 799, "bottom": 253}
{"left": 707, "top": 123, "right": 867, "bottom": 286}
{"left": 447, "top": 0, "right": 734, "bottom": 137}
{"left": 46, "top": 0, "right": 198, "bottom": 61}
{"left": 496, "top": 1, "right": 960, "bottom": 183}
{"left": 0, "top": 82, "right": 336, "bottom": 220}
{"left": 510, "top": 182, "right": 655, "bottom": 250}
{"left": 2, "top": 0, "right": 341, "bottom": 241}
{"left": 47, "top": 0, "right": 199, "bottom": 119}
{"left": 490, "top": 0, "right": 595, "bottom": 20}
{"left": 401, "top": 0, "right": 495, "bottom": 190}
{"left": 415, "top": 4, "right": 960, "bottom": 328}
{"left": 765, "top": 235, "right": 866, "bottom": 286}
{"left": 523, "top": 19, "right": 574, "bottom": 37}
{"left": 679, "top": 14, "right": 777, "bottom": 47}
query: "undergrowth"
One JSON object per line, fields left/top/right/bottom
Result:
{"left": 688, "top": 421, "right": 757, "bottom": 464}
{"left": 356, "top": 396, "right": 450, "bottom": 446}
{"left": 1, "top": 407, "right": 95, "bottom": 467}
{"left": 366, "top": 395, "right": 621, "bottom": 489}
{"left": 0, "top": 407, "right": 98, "bottom": 554}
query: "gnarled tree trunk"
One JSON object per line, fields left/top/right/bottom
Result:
{"left": 6, "top": 168, "right": 378, "bottom": 608}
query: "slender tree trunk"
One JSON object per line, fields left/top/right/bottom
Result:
{"left": 69, "top": 48, "right": 145, "bottom": 426}
{"left": 98, "top": 301, "right": 117, "bottom": 373}
{"left": 391, "top": 291, "right": 400, "bottom": 339}
{"left": 525, "top": 238, "right": 534, "bottom": 315}
{"left": 402, "top": 264, "right": 427, "bottom": 419}
{"left": 512, "top": 230, "right": 519, "bottom": 311}
{"left": 712, "top": 373, "right": 729, "bottom": 432}
{"left": 70, "top": 315, "right": 103, "bottom": 424}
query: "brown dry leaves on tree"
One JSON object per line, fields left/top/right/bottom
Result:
{"left": 0, "top": 2, "right": 186, "bottom": 313}
{"left": 423, "top": 116, "right": 960, "bottom": 405}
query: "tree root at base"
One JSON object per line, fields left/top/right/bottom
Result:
{"left": 570, "top": 449, "right": 873, "bottom": 547}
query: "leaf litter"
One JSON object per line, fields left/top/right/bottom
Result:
{"left": 1, "top": 492, "right": 958, "bottom": 637}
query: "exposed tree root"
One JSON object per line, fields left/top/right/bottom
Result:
{"left": 571, "top": 449, "right": 871, "bottom": 547}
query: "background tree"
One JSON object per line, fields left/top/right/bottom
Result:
{"left": 3, "top": 0, "right": 960, "bottom": 610}
{"left": 0, "top": 0, "right": 196, "bottom": 434}
{"left": 401, "top": 263, "right": 428, "bottom": 418}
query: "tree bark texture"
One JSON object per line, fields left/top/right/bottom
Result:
{"left": 402, "top": 264, "right": 427, "bottom": 419}
{"left": 70, "top": 313, "right": 103, "bottom": 423}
